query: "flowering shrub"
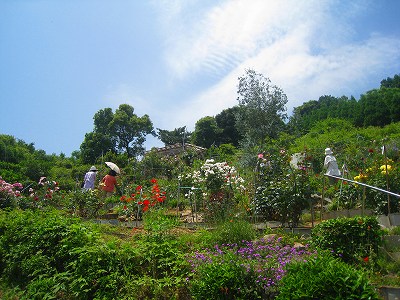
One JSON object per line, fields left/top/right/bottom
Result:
{"left": 355, "top": 154, "right": 400, "bottom": 214}
{"left": 22, "top": 177, "right": 60, "bottom": 209}
{"left": 187, "top": 235, "right": 314, "bottom": 299}
{"left": 254, "top": 149, "right": 314, "bottom": 226}
{"left": 0, "top": 176, "right": 23, "bottom": 208}
{"left": 119, "top": 178, "right": 166, "bottom": 220}
{"left": 179, "top": 159, "right": 245, "bottom": 193}
{"left": 178, "top": 159, "right": 246, "bottom": 223}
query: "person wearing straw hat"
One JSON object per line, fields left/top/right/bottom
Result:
{"left": 82, "top": 166, "right": 98, "bottom": 190}
{"left": 324, "top": 148, "right": 341, "bottom": 184}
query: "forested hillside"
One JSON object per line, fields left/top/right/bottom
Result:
{"left": 0, "top": 72, "right": 399, "bottom": 189}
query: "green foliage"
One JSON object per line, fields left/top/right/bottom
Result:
{"left": 236, "top": 69, "right": 288, "bottom": 145}
{"left": 189, "top": 251, "right": 252, "bottom": 300}
{"left": 80, "top": 104, "right": 154, "bottom": 162}
{"left": 254, "top": 146, "right": 313, "bottom": 226}
{"left": 215, "top": 106, "right": 242, "bottom": 146}
{"left": 381, "top": 74, "right": 400, "bottom": 88}
{"left": 0, "top": 208, "right": 190, "bottom": 299}
{"left": 0, "top": 209, "right": 94, "bottom": 287}
{"left": 191, "top": 116, "right": 221, "bottom": 148}
{"left": 276, "top": 252, "right": 380, "bottom": 300}
{"left": 287, "top": 95, "right": 359, "bottom": 135}
{"left": 311, "top": 216, "right": 383, "bottom": 264}
{"left": 63, "top": 189, "right": 104, "bottom": 218}
{"left": 157, "top": 126, "right": 190, "bottom": 146}
{"left": 212, "top": 219, "right": 257, "bottom": 246}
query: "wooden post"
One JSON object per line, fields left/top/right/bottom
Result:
{"left": 383, "top": 145, "right": 391, "bottom": 215}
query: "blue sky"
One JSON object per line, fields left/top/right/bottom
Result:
{"left": 1, "top": 0, "right": 399, "bottom": 156}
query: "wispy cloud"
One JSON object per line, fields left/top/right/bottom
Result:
{"left": 154, "top": 0, "right": 400, "bottom": 128}
{"left": 110, "top": 0, "right": 400, "bottom": 134}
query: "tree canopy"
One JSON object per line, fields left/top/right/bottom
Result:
{"left": 235, "top": 69, "right": 288, "bottom": 147}
{"left": 80, "top": 104, "right": 154, "bottom": 163}
{"left": 157, "top": 126, "right": 190, "bottom": 146}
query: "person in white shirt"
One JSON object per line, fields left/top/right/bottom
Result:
{"left": 324, "top": 148, "right": 340, "bottom": 183}
{"left": 83, "top": 166, "right": 98, "bottom": 190}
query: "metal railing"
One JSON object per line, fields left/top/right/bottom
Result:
{"left": 325, "top": 174, "right": 400, "bottom": 198}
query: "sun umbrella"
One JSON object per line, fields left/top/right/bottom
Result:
{"left": 105, "top": 161, "right": 121, "bottom": 174}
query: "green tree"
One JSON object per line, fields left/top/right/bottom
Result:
{"left": 358, "top": 89, "right": 393, "bottom": 127}
{"left": 80, "top": 132, "right": 114, "bottom": 164}
{"left": 156, "top": 126, "right": 191, "bottom": 146}
{"left": 287, "top": 95, "right": 359, "bottom": 135}
{"left": 109, "top": 104, "right": 154, "bottom": 158}
{"left": 215, "top": 106, "right": 242, "bottom": 146}
{"left": 381, "top": 74, "right": 400, "bottom": 88}
{"left": 191, "top": 116, "right": 221, "bottom": 148}
{"left": 235, "top": 69, "right": 288, "bottom": 147}
{"left": 80, "top": 104, "right": 154, "bottom": 161}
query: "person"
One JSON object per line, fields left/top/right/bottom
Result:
{"left": 82, "top": 166, "right": 98, "bottom": 190}
{"left": 324, "top": 148, "right": 341, "bottom": 183}
{"left": 100, "top": 169, "right": 118, "bottom": 197}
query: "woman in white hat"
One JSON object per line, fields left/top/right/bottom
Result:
{"left": 324, "top": 148, "right": 341, "bottom": 183}
{"left": 82, "top": 166, "right": 98, "bottom": 190}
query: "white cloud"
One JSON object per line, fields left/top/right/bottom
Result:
{"left": 157, "top": 0, "right": 400, "bottom": 121}
{"left": 135, "top": 0, "right": 400, "bottom": 133}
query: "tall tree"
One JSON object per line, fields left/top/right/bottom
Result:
{"left": 80, "top": 104, "right": 154, "bottom": 162}
{"left": 381, "top": 74, "right": 400, "bottom": 88}
{"left": 80, "top": 132, "right": 114, "bottom": 164}
{"left": 358, "top": 88, "right": 400, "bottom": 127}
{"left": 157, "top": 126, "right": 191, "bottom": 146}
{"left": 109, "top": 104, "right": 154, "bottom": 158}
{"left": 235, "top": 69, "right": 288, "bottom": 146}
{"left": 215, "top": 106, "right": 242, "bottom": 146}
{"left": 191, "top": 116, "right": 221, "bottom": 148}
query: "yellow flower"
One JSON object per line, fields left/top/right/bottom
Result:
{"left": 354, "top": 173, "right": 367, "bottom": 182}
{"left": 380, "top": 165, "right": 392, "bottom": 171}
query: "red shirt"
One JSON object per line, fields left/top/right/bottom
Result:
{"left": 101, "top": 175, "right": 117, "bottom": 192}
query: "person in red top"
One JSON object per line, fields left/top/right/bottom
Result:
{"left": 101, "top": 170, "right": 118, "bottom": 197}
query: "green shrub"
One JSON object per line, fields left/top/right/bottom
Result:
{"left": 311, "top": 216, "right": 383, "bottom": 264}
{"left": 0, "top": 209, "right": 90, "bottom": 286}
{"left": 213, "top": 219, "right": 257, "bottom": 246}
{"left": 189, "top": 251, "right": 251, "bottom": 300}
{"left": 188, "top": 236, "right": 314, "bottom": 300}
{"left": 63, "top": 189, "right": 104, "bottom": 218}
{"left": 276, "top": 252, "right": 380, "bottom": 300}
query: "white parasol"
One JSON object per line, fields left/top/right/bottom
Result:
{"left": 105, "top": 161, "right": 121, "bottom": 174}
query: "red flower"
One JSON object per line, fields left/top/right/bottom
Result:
{"left": 368, "top": 149, "right": 374, "bottom": 153}
{"left": 136, "top": 185, "right": 142, "bottom": 191}
{"left": 150, "top": 178, "right": 157, "bottom": 184}
{"left": 143, "top": 206, "right": 149, "bottom": 212}
{"left": 363, "top": 256, "right": 369, "bottom": 262}
{"left": 120, "top": 195, "right": 126, "bottom": 202}
{"left": 143, "top": 199, "right": 150, "bottom": 206}
{"left": 123, "top": 205, "right": 127, "bottom": 210}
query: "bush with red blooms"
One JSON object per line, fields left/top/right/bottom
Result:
{"left": 119, "top": 178, "right": 166, "bottom": 220}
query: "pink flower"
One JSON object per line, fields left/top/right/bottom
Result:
{"left": 258, "top": 153, "right": 264, "bottom": 159}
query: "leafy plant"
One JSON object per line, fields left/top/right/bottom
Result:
{"left": 276, "top": 251, "right": 380, "bottom": 300}
{"left": 311, "top": 216, "right": 383, "bottom": 265}
{"left": 188, "top": 235, "right": 314, "bottom": 299}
